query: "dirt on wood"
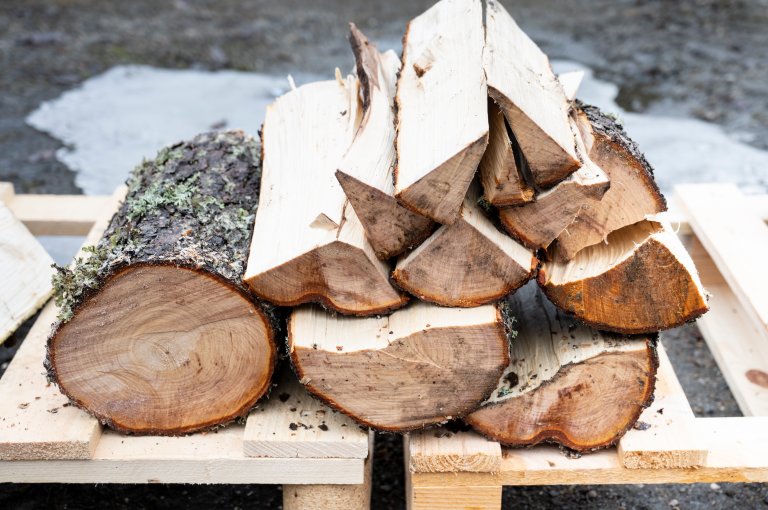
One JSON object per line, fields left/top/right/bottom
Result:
{"left": 1, "top": 0, "right": 767, "bottom": 508}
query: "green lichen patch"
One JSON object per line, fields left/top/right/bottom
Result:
{"left": 51, "top": 130, "right": 263, "bottom": 323}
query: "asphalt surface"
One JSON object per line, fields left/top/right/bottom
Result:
{"left": 1, "top": 0, "right": 768, "bottom": 508}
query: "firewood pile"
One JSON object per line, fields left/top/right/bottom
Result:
{"left": 45, "top": 0, "right": 708, "bottom": 452}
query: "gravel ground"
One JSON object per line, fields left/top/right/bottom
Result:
{"left": 1, "top": 0, "right": 768, "bottom": 508}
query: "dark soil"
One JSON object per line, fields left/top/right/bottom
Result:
{"left": 1, "top": 0, "right": 767, "bottom": 508}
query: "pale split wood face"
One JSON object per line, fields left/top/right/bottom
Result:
{"left": 49, "top": 265, "right": 275, "bottom": 435}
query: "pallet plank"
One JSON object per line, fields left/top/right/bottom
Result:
{"left": 0, "top": 201, "right": 54, "bottom": 344}
{"left": 243, "top": 370, "right": 369, "bottom": 459}
{"left": 0, "top": 427, "right": 363, "bottom": 484}
{"left": 618, "top": 343, "right": 707, "bottom": 468}
{"left": 696, "top": 275, "right": 768, "bottom": 416}
{"left": 409, "top": 417, "right": 768, "bottom": 488}
{"left": 407, "top": 430, "right": 501, "bottom": 473}
{"left": 0, "top": 187, "right": 124, "bottom": 460}
{"left": 676, "top": 183, "right": 768, "bottom": 343}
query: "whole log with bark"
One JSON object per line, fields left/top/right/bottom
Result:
{"left": 46, "top": 131, "right": 277, "bottom": 435}
{"left": 244, "top": 76, "right": 407, "bottom": 315}
{"left": 394, "top": 0, "right": 488, "bottom": 224}
{"left": 336, "top": 25, "right": 434, "bottom": 259}
{"left": 483, "top": 0, "right": 581, "bottom": 189}
{"left": 466, "top": 282, "right": 658, "bottom": 451}
{"left": 289, "top": 301, "right": 509, "bottom": 431}
{"left": 392, "top": 181, "right": 536, "bottom": 307}
{"left": 552, "top": 104, "right": 666, "bottom": 260}
{"left": 539, "top": 220, "right": 709, "bottom": 334}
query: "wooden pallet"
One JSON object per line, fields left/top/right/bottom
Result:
{"left": 0, "top": 184, "right": 373, "bottom": 510}
{"left": 405, "top": 183, "right": 768, "bottom": 510}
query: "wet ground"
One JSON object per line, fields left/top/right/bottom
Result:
{"left": 1, "top": 0, "right": 768, "bottom": 508}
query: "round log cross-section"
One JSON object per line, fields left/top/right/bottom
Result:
{"left": 46, "top": 131, "right": 277, "bottom": 435}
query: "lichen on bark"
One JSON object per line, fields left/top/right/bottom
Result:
{"left": 52, "top": 130, "right": 263, "bottom": 323}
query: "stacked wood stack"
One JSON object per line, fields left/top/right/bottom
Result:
{"left": 45, "top": 0, "right": 708, "bottom": 451}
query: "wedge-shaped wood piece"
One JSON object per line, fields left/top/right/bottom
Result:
{"left": 245, "top": 78, "right": 407, "bottom": 315}
{"left": 393, "top": 181, "right": 536, "bottom": 307}
{"left": 394, "top": 0, "right": 488, "bottom": 224}
{"left": 466, "top": 282, "right": 658, "bottom": 451}
{"left": 289, "top": 302, "right": 509, "bottom": 431}
{"left": 558, "top": 70, "right": 585, "bottom": 103}
{"left": 336, "top": 25, "right": 434, "bottom": 260}
{"left": 498, "top": 115, "right": 610, "bottom": 250}
{"left": 47, "top": 132, "right": 277, "bottom": 435}
{"left": 554, "top": 104, "right": 666, "bottom": 260}
{"left": 478, "top": 100, "right": 535, "bottom": 207}
{"left": 484, "top": 0, "right": 580, "bottom": 189}
{"left": 0, "top": 201, "right": 54, "bottom": 344}
{"left": 540, "top": 220, "right": 709, "bottom": 334}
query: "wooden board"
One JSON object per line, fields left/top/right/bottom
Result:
{"left": 617, "top": 344, "right": 707, "bottom": 469}
{"left": 680, "top": 234, "right": 768, "bottom": 416}
{"left": 0, "top": 183, "right": 110, "bottom": 236}
{"left": 408, "top": 417, "right": 768, "bottom": 489}
{"left": 0, "top": 187, "right": 125, "bottom": 459}
{"left": 676, "top": 183, "right": 768, "bottom": 344}
{"left": 244, "top": 370, "right": 369, "bottom": 459}
{"left": 0, "top": 426, "right": 364, "bottom": 484}
{"left": 394, "top": 0, "right": 488, "bottom": 224}
{"left": 0, "top": 201, "right": 54, "bottom": 344}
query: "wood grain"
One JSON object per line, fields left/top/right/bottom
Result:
{"left": 289, "top": 302, "right": 508, "bottom": 431}
{"left": 395, "top": 0, "right": 488, "bottom": 224}
{"left": 484, "top": 0, "right": 580, "bottom": 188}
{"left": 336, "top": 26, "right": 434, "bottom": 259}
{"left": 245, "top": 78, "right": 406, "bottom": 314}
{"left": 393, "top": 181, "right": 536, "bottom": 307}
{"left": 541, "top": 220, "right": 709, "bottom": 334}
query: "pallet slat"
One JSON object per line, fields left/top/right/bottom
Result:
{"left": 617, "top": 344, "right": 707, "bottom": 469}
{"left": 676, "top": 183, "right": 768, "bottom": 343}
{"left": 0, "top": 188, "right": 124, "bottom": 460}
{"left": 0, "top": 427, "right": 364, "bottom": 484}
{"left": 244, "top": 371, "right": 369, "bottom": 459}
{"left": 0, "top": 201, "right": 54, "bottom": 344}
{"left": 0, "top": 182, "right": 110, "bottom": 236}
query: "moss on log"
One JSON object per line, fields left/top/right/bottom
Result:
{"left": 46, "top": 131, "right": 278, "bottom": 435}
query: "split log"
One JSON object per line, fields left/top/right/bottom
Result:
{"left": 484, "top": 0, "right": 581, "bottom": 189}
{"left": 539, "top": 220, "right": 709, "bottom": 334}
{"left": 392, "top": 181, "right": 536, "bottom": 307}
{"left": 46, "top": 131, "right": 277, "bottom": 435}
{"left": 244, "top": 76, "right": 407, "bottom": 315}
{"left": 553, "top": 104, "right": 666, "bottom": 260}
{"left": 394, "top": 0, "right": 488, "bottom": 224}
{"left": 289, "top": 301, "right": 509, "bottom": 431}
{"left": 335, "top": 25, "right": 434, "bottom": 260}
{"left": 466, "top": 282, "right": 658, "bottom": 451}
{"left": 498, "top": 116, "right": 610, "bottom": 250}
{"left": 478, "top": 99, "right": 535, "bottom": 207}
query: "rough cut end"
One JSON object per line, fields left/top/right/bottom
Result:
{"left": 289, "top": 302, "right": 509, "bottom": 431}
{"left": 336, "top": 171, "right": 435, "bottom": 260}
{"left": 466, "top": 282, "right": 657, "bottom": 451}
{"left": 245, "top": 240, "right": 408, "bottom": 315}
{"left": 395, "top": 133, "right": 488, "bottom": 225}
{"left": 540, "top": 220, "right": 709, "bottom": 334}
{"left": 48, "top": 264, "right": 276, "bottom": 435}
{"left": 466, "top": 344, "right": 657, "bottom": 451}
{"left": 554, "top": 105, "right": 666, "bottom": 260}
